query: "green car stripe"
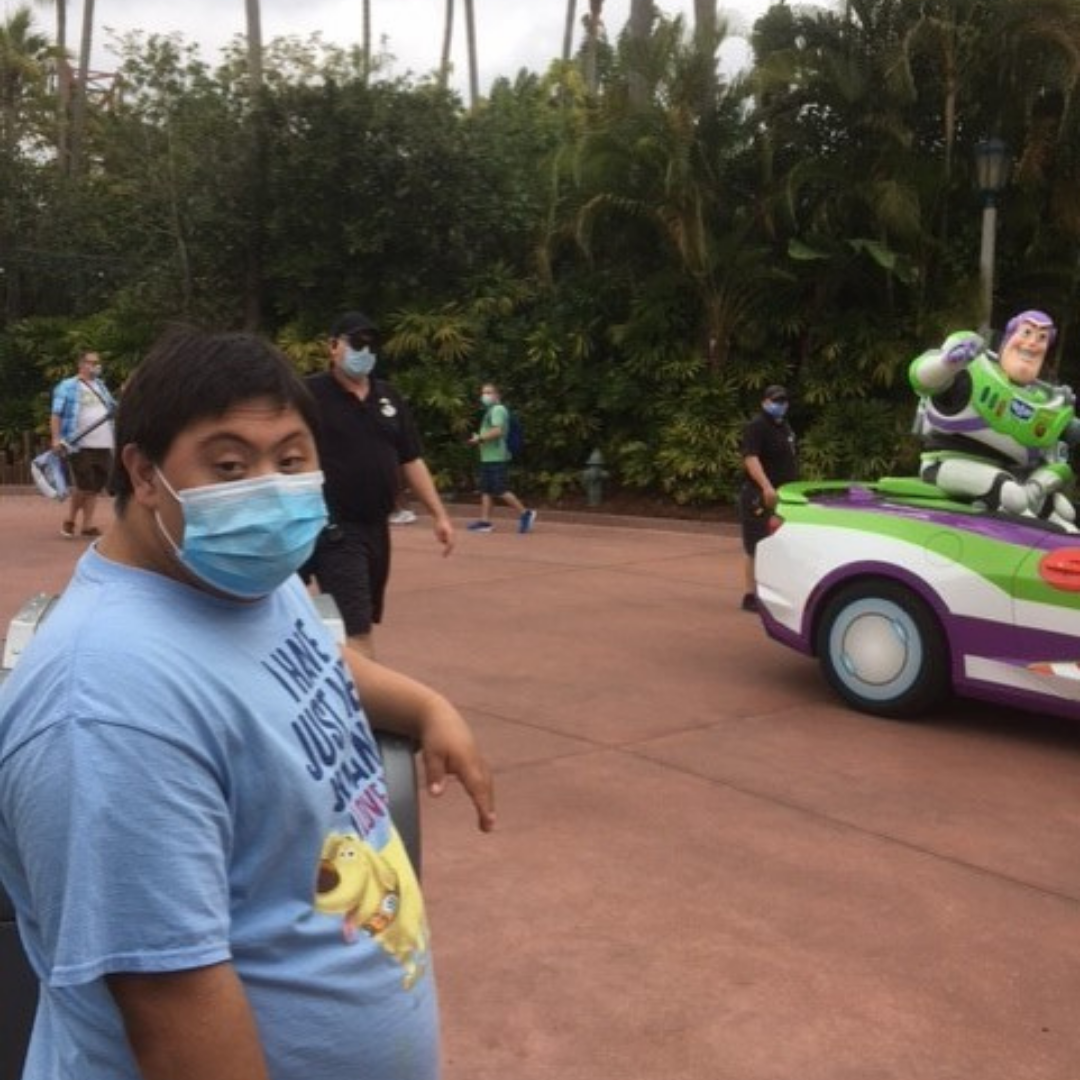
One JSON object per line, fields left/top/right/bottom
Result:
{"left": 776, "top": 481, "right": 1080, "bottom": 611}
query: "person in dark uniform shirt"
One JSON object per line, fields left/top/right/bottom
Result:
{"left": 302, "top": 311, "right": 454, "bottom": 656}
{"left": 738, "top": 384, "right": 798, "bottom": 612}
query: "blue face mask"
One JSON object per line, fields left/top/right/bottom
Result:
{"left": 763, "top": 400, "right": 789, "bottom": 420}
{"left": 342, "top": 345, "right": 377, "bottom": 379}
{"left": 156, "top": 470, "right": 328, "bottom": 599}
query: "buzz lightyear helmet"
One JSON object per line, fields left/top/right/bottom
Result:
{"left": 1002, "top": 309, "right": 1056, "bottom": 348}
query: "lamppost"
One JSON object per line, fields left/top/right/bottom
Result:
{"left": 974, "top": 138, "right": 1010, "bottom": 335}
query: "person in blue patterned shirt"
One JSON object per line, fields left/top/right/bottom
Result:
{"left": 49, "top": 349, "right": 117, "bottom": 539}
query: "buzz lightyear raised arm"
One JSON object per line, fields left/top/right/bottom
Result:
{"left": 909, "top": 331, "right": 985, "bottom": 395}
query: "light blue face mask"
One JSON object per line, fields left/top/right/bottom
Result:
{"left": 342, "top": 345, "right": 377, "bottom": 379}
{"left": 763, "top": 400, "right": 789, "bottom": 420}
{"left": 156, "top": 469, "right": 328, "bottom": 599}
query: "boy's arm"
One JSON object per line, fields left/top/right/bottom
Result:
{"left": 108, "top": 962, "right": 270, "bottom": 1080}
{"left": 342, "top": 647, "right": 496, "bottom": 833}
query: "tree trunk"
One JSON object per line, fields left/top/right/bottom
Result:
{"left": 583, "top": 0, "right": 603, "bottom": 95}
{"left": 440, "top": 0, "right": 453, "bottom": 90}
{"left": 361, "top": 0, "right": 371, "bottom": 83}
{"left": 628, "top": 0, "right": 652, "bottom": 38}
{"left": 55, "top": 0, "right": 69, "bottom": 168}
{"left": 627, "top": 0, "right": 652, "bottom": 109}
{"left": 464, "top": 0, "right": 478, "bottom": 109}
{"left": 243, "top": 0, "right": 265, "bottom": 330}
{"left": 693, "top": 0, "right": 718, "bottom": 113}
{"left": 67, "top": 0, "right": 92, "bottom": 175}
{"left": 245, "top": 0, "right": 263, "bottom": 94}
{"left": 562, "top": 0, "right": 577, "bottom": 63}
{"left": 694, "top": 0, "right": 715, "bottom": 46}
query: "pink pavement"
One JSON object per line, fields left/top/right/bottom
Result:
{"left": 1, "top": 489, "right": 1078, "bottom": 1079}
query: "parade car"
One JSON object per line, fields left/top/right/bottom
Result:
{"left": 754, "top": 476, "right": 1080, "bottom": 721}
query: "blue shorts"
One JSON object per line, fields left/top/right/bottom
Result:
{"left": 479, "top": 461, "right": 511, "bottom": 497}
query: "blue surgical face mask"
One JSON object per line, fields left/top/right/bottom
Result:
{"left": 155, "top": 469, "right": 328, "bottom": 599}
{"left": 342, "top": 345, "right": 377, "bottom": 379}
{"left": 481, "top": 393, "right": 496, "bottom": 407}
{"left": 763, "top": 400, "right": 789, "bottom": 420}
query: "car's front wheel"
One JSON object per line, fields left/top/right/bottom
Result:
{"left": 814, "top": 580, "right": 950, "bottom": 718}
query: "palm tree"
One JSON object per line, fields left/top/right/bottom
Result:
{"left": 627, "top": 0, "right": 654, "bottom": 108}
{"left": 244, "top": 0, "right": 263, "bottom": 94}
{"left": 66, "top": 0, "right": 92, "bottom": 174}
{"left": 0, "top": 6, "right": 50, "bottom": 158}
{"left": 563, "top": 0, "right": 577, "bottom": 63}
{"left": 694, "top": 0, "right": 715, "bottom": 44}
{"left": 583, "top": 0, "right": 604, "bottom": 94}
{"left": 440, "top": 0, "right": 453, "bottom": 90}
{"left": 361, "top": 0, "right": 371, "bottom": 83}
{"left": 0, "top": 6, "right": 51, "bottom": 318}
{"left": 464, "top": 0, "right": 478, "bottom": 108}
{"left": 32, "top": 0, "right": 64, "bottom": 52}
{"left": 561, "top": 14, "right": 763, "bottom": 368}
{"left": 244, "top": 0, "right": 266, "bottom": 329}
{"left": 34, "top": 0, "right": 69, "bottom": 164}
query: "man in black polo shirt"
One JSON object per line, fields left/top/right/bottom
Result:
{"left": 738, "top": 384, "right": 798, "bottom": 612}
{"left": 302, "top": 311, "right": 455, "bottom": 656}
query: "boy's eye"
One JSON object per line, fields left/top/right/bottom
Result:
{"left": 214, "top": 460, "right": 247, "bottom": 477}
{"left": 280, "top": 446, "right": 315, "bottom": 472}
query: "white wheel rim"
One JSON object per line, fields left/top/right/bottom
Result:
{"left": 829, "top": 599, "right": 922, "bottom": 702}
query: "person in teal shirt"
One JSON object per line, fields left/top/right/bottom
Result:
{"left": 466, "top": 382, "right": 536, "bottom": 534}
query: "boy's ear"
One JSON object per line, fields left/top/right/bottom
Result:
{"left": 122, "top": 444, "right": 161, "bottom": 507}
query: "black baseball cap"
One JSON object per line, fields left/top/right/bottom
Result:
{"left": 763, "top": 384, "right": 789, "bottom": 401}
{"left": 330, "top": 311, "right": 379, "bottom": 344}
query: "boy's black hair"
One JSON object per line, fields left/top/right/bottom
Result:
{"left": 111, "top": 327, "right": 320, "bottom": 512}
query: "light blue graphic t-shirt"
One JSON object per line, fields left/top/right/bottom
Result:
{"left": 0, "top": 549, "right": 437, "bottom": 1079}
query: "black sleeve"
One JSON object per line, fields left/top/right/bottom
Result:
{"left": 740, "top": 416, "right": 764, "bottom": 459}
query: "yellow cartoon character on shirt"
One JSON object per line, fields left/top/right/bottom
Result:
{"left": 314, "top": 829, "right": 429, "bottom": 989}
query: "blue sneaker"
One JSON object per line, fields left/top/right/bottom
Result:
{"left": 467, "top": 521, "right": 494, "bottom": 533}
{"left": 518, "top": 509, "right": 537, "bottom": 534}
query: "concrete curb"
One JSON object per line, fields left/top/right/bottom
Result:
{"left": 2, "top": 485, "right": 739, "bottom": 537}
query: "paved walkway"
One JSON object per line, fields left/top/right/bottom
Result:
{"left": 2, "top": 491, "right": 1079, "bottom": 1080}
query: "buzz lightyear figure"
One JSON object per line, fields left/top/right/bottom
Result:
{"left": 910, "top": 309, "right": 1080, "bottom": 529}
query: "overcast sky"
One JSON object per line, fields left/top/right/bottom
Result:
{"left": 7, "top": 1, "right": 807, "bottom": 93}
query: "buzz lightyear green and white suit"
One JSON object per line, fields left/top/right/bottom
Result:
{"left": 910, "top": 325, "right": 1080, "bottom": 529}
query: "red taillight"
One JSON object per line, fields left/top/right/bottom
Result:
{"left": 766, "top": 514, "right": 784, "bottom": 535}
{"left": 1039, "top": 548, "right": 1080, "bottom": 592}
